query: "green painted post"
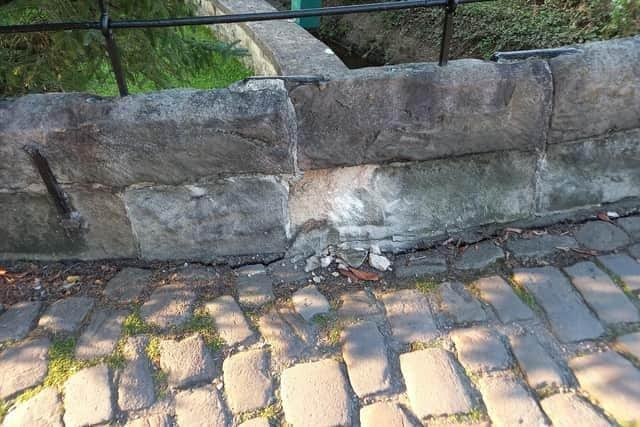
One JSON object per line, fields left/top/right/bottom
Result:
{"left": 291, "top": 0, "right": 322, "bottom": 29}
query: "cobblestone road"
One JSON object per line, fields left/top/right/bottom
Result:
{"left": 1, "top": 218, "right": 640, "bottom": 426}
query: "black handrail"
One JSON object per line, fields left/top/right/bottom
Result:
{"left": 0, "top": 0, "right": 494, "bottom": 96}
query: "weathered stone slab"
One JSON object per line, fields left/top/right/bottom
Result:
{"left": 454, "top": 241, "right": 504, "bottom": 270}
{"left": 451, "top": 327, "right": 511, "bottom": 374}
{"left": 0, "top": 337, "right": 49, "bottom": 400}
{"left": 0, "top": 301, "right": 41, "bottom": 343}
{"left": 473, "top": 275, "right": 534, "bottom": 323}
{"left": 505, "top": 234, "right": 577, "bottom": 259}
{"left": 617, "top": 216, "right": 640, "bottom": 239}
{"left": 118, "top": 336, "right": 155, "bottom": 412}
{"left": 400, "top": 348, "right": 474, "bottom": 418}
{"left": 338, "top": 290, "right": 381, "bottom": 319}
{"left": 258, "top": 308, "right": 305, "bottom": 364}
{"left": 63, "top": 364, "right": 113, "bottom": 427}
{"left": 440, "top": 281, "right": 487, "bottom": 324}
{"left": 477, "top": 375, "right": 547, "bottom": 427}
{"left": 222, "top": 349, "right": 273, "bottom": 413}
{"left": 290, "top": 152, "right": 536, "bottom": 250}
{"left": 629, "top": 243, "right": 640, "bottom": 260}
{"left": 574, "top": 222, "right": 630, "bottom": 252}
{"left": 540, "top": 393, "right": 612, "bottom": 427}
{"left": 548, "top": 37, "right": 640, "bottom": 143}
{"left": 104, "top": 268, "right": 152, "bottom": 303}
{"left": 0, "top": 188, "right": 137, "bottom": 261}
{"left": 512, "top": 267, "right": 604, "bottom": 343}
{"left": 75, "top": 308, "right": 127, "bottom": 359}
{"left": 292, "top": 285, "right": 330, "bottom": 321}
{"left": 38, "top": 296, "right": 94, "bottom": 334}
{"left": 281, "top": 359, "right": 352, "bottom": 427}
{"left": 341, "top": 321, "right": 392, "bottom": 398}
{"left": 267, "top": 259, "right": 310, "bottom": 284}
{"left": 509, "top": 333, "right": 566, "bottom": 390}
{"left": 205, "top": 295, "right": 255, "bottom": 346}
{"left": 278, "top": 306, "right": 316, "bottom": 347}
{"left": 394, "top": 252, "right": 447, "bottom": 279}
{"left": 236, "top": 265, "right": 275, "bottom": 307}
{"left": 140, "top": 284, "right": 195, "bottom": 329}
{"left": 0, "top": 85, "right": 295, "bottom": 188}
{"left": 159, "top": 334, "right": 216, "bottom": 388}
{"left": 360, "top": 402, "right": 414, "bottom": 427}
{"left": 381, "top": 289, "right": 438, "bottom": 344}
{"left": 597, "top": 254, "right": 640, "bottom": 292}
{"left": 538, "top": 129, "right": 640, "bottom": 211}
{"left": 570, "top": 351, "right": 640, "bottom": 425}
{"left": 124, "top": 176, "right": 289, "bottom": 261}
{"left": 564, "top": 262, "right": 639, "bottom": 324}
{"left": 175, "top": 385, "right": 228, "bottom": 427}
{"left": 291, "top": 59, "right": 551, "bottom": 169}
{"left": 2, "top": 386, "right": 63, "bottom": 427}
{"left": 616, "top": 332, "right": 640, "bottom": 361}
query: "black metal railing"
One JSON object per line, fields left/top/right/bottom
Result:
{"left": 0, "top": 0, "right": 494, "bottom": 96}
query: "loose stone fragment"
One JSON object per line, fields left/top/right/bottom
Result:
{"left": 454, "top": 241, "right": 504, "bottom": 270}
{"left": 512, "top": 267, "right": 604, "bottom": 343}
{"left": 574, "top": 221, "right": 630, "bottom": 251}
{"left": 477, "top": 375, "right": 548, "bottom": 427}
{"left": 540, "top": 393, "right": 611, "bottom": 427}
{"left": 342, "top": 321, "right": 392, "bottom": 397}
{"left": 0, "top": 301, "right": 41, "bottom": 342}
{"left": 235, "top": 264, "right": 275, "bottom": 307}
{"left": 281, "top": 359, "right": 352, "bottom": 427}
{"left": 0, "top": 337, "right": 49, "bottom": 400}
{"left": 338, "top": 290, "right": 381, "bottom": 319}
{"left": 223, "top": 349, "right": 273, "bottom": 413}
{"left": 399, "top": 348, "right": 474, "bottom": 419}
{"left": 336, "top": 248, "right": 367, "bottom": 268}
{"left": 159, "top": 334, "right": 216, "bottom": 388}
{"left": 292, "top": 285, "right": 330, "bottom": 321}
{"left": 38, "top": 296, "right": 94, "bottom": 334}
{"left": 140, "top": 283, "right": 195, "bottom": 328}
{"left": 473, "top": 275, "right": 534, "bottom": 323}
{"left": 564, "top": 262, "right": 639, "bottom": 324}
{"left": 63, "top": 364, "right": 113, "bottom": 427}
{"left": 104, "top": 267, "right": 151, "bottom": 302}
{"left": 360, "top": 402, "right": 414, "bottom": 427}
{"left": 451, "top": 327, "right": 511, "bottom": 373}
{"left": 381, "top": 289, "right": 438, "bottom": 344}
{"left": 505, "top": 234, "right": 577, "bottom": 260}
{"left": 2, "top": 387, "right": 63, "bottom": 427}
{"left": 617, "top": 216, "right": 640, "bottom": 239}
{"left": 258, "top": 308, "right": 305, "bottom": 363}
{"left": 118, "top": 336, "right": 155, "bottom": 412}
{"left": 369, "top": 252, "right": 391, "bottom": 271}
{"left": 175, "top": 386, "right": 228, "bottom": 427}
{"left": 616, "top": 332, "right": 640, "bottom": 360}
{"left": 204, "top": 295, "right": 255, "bottom": 346}
{"left": 597, "top": 254, "right": 640, "bottom": 292}
{"left": 394, "top": 252, "right": 447, "bottom": 279}
{"left": 75, "top": 308, "right": 127, "bottom": 359}
{"left": 570, "top": 351, "right": 640, "bottom": 425}
{"left": 509, "top": 333, "right": 566, "bottom": 390}
{"left": 440, "top": 281, "right": 487, "bottom": 324}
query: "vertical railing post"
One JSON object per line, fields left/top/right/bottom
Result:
{"left": 438, "top": 0, "right": 457, "bottom": 66}
{"left": 98, "top": 0, "right": 128, "bottom": 96}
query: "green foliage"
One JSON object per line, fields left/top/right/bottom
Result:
{"left": 0, "top": 400, "right": 8, "bottom": 423}
{"left": 416, "top": 279, "right": 439, "bottom": 294}
{"left": 122, "top": 309, "right": 155, "bottom": 336}
{"left": 45, "top": 337, "right": 91, "bottom": 387}
{"left": 0, "top": 0, "right": 251, "bottom": 96}
{"left": 176, "top": 308, "right": 225, "bottom": 353}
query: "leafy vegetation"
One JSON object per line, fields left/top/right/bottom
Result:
{"left": 0, "top": 0, "right": 251, "bottom": 96}
{"left": 175, "top": 307, "right": 225, "bottom": 353}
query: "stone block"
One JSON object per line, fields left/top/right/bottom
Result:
{"left": 104, "top": 268, "right": 151, "bottom": 303}
{"left": 140, "top": 284, "right": 195, "bottom": 329}
{"left": 175, "top": 386, "right": 228, "bottom": 427}
{"left": 538, "top": 129, "right": 640, "bottom": 212}
{"left": 0, "top": 338, "right": 50, "bottom": 400}
{"left": 505, "top": 235, "right": 577, "bottom": 260}
{"left": 0, "top": 301, "right": 41, "bottom": 343}
{"left": 381, "top": 289, "right": 438, "bottom": 344}
{"left": 38, "top": 296, "right": 94, "bottom": 334}
{"left": 473, "top": 276, "right": 534, "bottom": 323}
{"left": 205, "top": 295, "right": 256, "bottom": 346}
{"left": 541, "top": 393, "right": 612, "bottom": 427}
{"left": 75, "top": 308, "right": 127, "bottom": 359}
{"left": 222, "top": 349, "right": 273, "bottom": 413}
{"left": 509, "top": 333, "right": 566, "bottom": 390}
{"left": 338, "top": 291, "right": 381, "bottom": 319}
{"left": 63, "top": 364, "right": 113, "bottom": 427}
{"left": 451, "top": 327, "right": 511, "bottom": 373}
{"left": 360, "top": 402, "right": 415, "bottom": 427}
{"left": 124, "top": 176, "right": 289, "bottom": 260}
{"left": 549, "top": 37, "right": 640, "bottom": 143}
{"left": 616, "top": 332, "right": 640, "bottom": 361}
{"left": 454, "top": 241, "right": 504, "bottom": 270}
{"left": 2, "top": 387, "right": 63, "bottom": 427}
{"left": 291, "top": 59, "right": 552, "bottom": 169}
{"left": 574, "top": 222, "right": 630, "bottom": 252}
{"left": 477, "top": 375, "right": 547, "bottom": 426}
{"left": 292, "top": 285, "right": 330, "bottom": 321}
{"left": 617, "top": 216, "right": 640, "bottom": 239}
{"left": 236, "top": 265, "right": 275, "bottom": 307}
{"left": 118, "top": 336, "right": 155, "bottom": 412}
{"left": 597, "top": 254, "right": 640, "bottom": 292}
{"left": 440, "top": 282, "right": 487, "bottom": 324}
{"left": 290, "top": 151, "right": 536, "bottom": 247}
{"left": 159, "top": 334, "right": 216, "bottom": 388}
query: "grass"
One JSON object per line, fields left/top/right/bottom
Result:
{"left": 313, "top": 313, "right": 342, "bottom": 346}
{"left": 416, "top": 279, "right": 439, "bottom": 294}
{"left": 448, "top": 407, "right": 485, "bottom": 423}
{"left": 175, "top": 307, "right": 225, "bottom": 353}
{"left": 146, "top": 336, "right": 161, "bottom": 365}
{"left": 45, "top": 337, "right": 92, "bottom": 388}
{"left": 122, "top": 308, "right": 155, "bottom": 336}
{"left": 240, "top": 403, "right": 282, "bottom": 424}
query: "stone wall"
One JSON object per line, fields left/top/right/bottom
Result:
{"left": 1, "top": 36, "right": 639, "bottom": 261}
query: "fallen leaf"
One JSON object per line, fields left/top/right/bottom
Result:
{"left": 0, "top": 269, "right": 6, "bottom": 276}
{"left": 348, "top": 267, "right": 380, "bottom": 281}
{"left": 65, "top": 275, "right": 81, "bottom": 284}
{"left": 597, "top": 212, "right": 613, "bottom": 223}
{"left": 338, "top": 268, "right": 359, "bottom": 282}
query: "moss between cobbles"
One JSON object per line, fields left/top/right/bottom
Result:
{"left": 175, "top": 308, "right": 225, "bottom": 353}
{"left": 122, "top": 308, "right": 156, "bottom": 336}
{"left": 240, "top": 402, "right": 282, "bottom": 424}
{"left": 508, "top": 277, "right": 537, "bottom": 310}
{"left": 312, "top": 313, "right": 342, "bottom": 346}
{"left": 416, "top": 279, "right": 439, "bottom": 294}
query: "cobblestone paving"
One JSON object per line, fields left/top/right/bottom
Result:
{"left": 2, "top": 217, "right": 640, "bottom": 426}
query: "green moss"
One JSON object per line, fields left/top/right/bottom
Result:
{"left": 122, "top": 309, "right": 155, "bottom": 336}
{"left": 0, "top": 400, "right": 9, "bottom": 423}
{"left": 448, "top": 407, "right": 486, "bottom": 423}
{"left": 146, "top": 336, "right": 161, "bottom": 365}
{"left": 152, "top": 369, "right": 169, "bottom": 399}
{"left": 44, "top": 337, "right": 92, "bottom": 388}
{"left": 313, "top": 314, "right": 342, "bottom": 346}
{"left": 416, "top": 280, "right": 439, "bottom": 294}
{"left": 175, "top": 308, "right": 225, "bottom": 353}
{"left": 240, "top": 403, "right": 282, "bottom": 423}
{"left": 509, "top": 278, "right": 537, "bottom": 310}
